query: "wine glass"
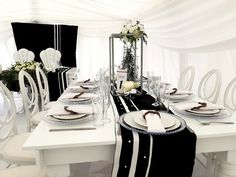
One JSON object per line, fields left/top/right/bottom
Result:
{"left": 146, "top": 71, "right": 154, "bottom": 93}
{"left": 151, "top": 76, "right": 161, "bottom": 107}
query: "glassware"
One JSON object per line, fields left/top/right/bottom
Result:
{"left": 146, "top": 71, "right": 154, "bottom": 93}
{"left": 151, "top": 76, "right": 161, "bottom": 107}
{"left": 159, "top": 82, "right": 171, "bottom": 112}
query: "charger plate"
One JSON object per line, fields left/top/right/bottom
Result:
{"left": 119, "top": 111, "right": 186, "bottom": 135}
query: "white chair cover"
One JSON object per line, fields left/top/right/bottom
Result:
{"left": 40, "top": 48, "right": 61, "bottom": 72}
{"left": 13, "top": 48, "right": 35, "bottom": 62}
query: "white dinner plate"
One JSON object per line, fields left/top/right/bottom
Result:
{"left": 60, "top": 97, "right": 91, "bottom": 104}
{"left": 133, "top": 111, "right": 176, "bottom": 128}
{"left": 169, "top": 93, "right": 194, "bottom": 100}
{"left": 51, "top": 113, "right": 88, "bottom": 120}
{"left": 172, "top": 102, "right": 232, "bottom": 118}
{"left": 123, "top": 111, "right": 181, "bottom": 132}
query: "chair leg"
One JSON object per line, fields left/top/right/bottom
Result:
{"left": 205, "top": 153, "right": 217, "bottom": 177}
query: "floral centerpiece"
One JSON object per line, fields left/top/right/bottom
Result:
{"left": 0, "top": 61, "right": 42, "bottom": 91}
{"left": 119, "top": 21, "right": 147, "bottom": 81}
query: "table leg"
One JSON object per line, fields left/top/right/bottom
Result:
{"left": 215, "top": 151, "right": 236, "bottom": 177}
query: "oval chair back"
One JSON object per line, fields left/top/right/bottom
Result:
{"left": 224, "top": 77, "right": 236, "bottom": 111}
{"left": 198, "top": 69, "right": 222, "bottom": 103}
{"left": 178, "top": 66, "right": 195, "bottom": 91}
{"left": 19, "top": 70, "right": 39, "bottom": 132}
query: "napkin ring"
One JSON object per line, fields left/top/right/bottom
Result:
{"left": 170, "top": 88, "right": 178, "bottom": 95}
{"left": 143, "top": 111, "right": 161, "bottom": 120}
{"left": 190, "top": 102, "right": 207, "bottom": 110}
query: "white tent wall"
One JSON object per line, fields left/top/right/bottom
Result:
{"left": 0, "top": 0, "right": 236, "bottom": 105}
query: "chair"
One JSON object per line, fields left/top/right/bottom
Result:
{"left": 40, "top": 48, "right": 61, "bottom": 72}
{"left": 198, "top": 69, "right": 222, "bottom": 103}
{"left": 18, "top": 70, "right": 47, "bottom": 132}
{"left": 35, "top": 66, "right": 56, "bottom": 110}
{"left": 0, "top": 81, "right": 35, "bottom": 165}
{"left": 223, "top": 77, "right": 236, "bottom": 111}
{"left": 13, "top": 48, "right": 35, "bottom": 62}
{"left": 178, "top": 65, "right": 195, "bottom": 91}
{"left": 0, "top": 166, "right": 46, "bottom": 177}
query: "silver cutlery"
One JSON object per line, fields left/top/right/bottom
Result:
{"left": 49, "top": 127, "right": 96, "bottom": 132}
{"left": 196, "top": 119, "right": 235, "bottom": 126}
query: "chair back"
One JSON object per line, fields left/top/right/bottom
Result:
{"left": 198, "top": 69, "right": 222, "bottom": 103}
{"left": 13, "top": 48, "right": 35, "bottom": 62}
{"left": 40, "top": 48, "right": 61, "bottom": 72}
{"left": 0, "top": 81, "right": 17, "bottom": 141}
{"left": 19, "top": 70, "right": 39, "bottom": 132}
{"left": 224, "top": 77, "right": 236, "bottom": 111}
{"left": 178, "top": 66, "right": 195, "bottom": 91}
{"left": 35, "top": 67, "right": 50, "bottom": 110}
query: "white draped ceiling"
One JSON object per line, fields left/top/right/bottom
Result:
{"left": 0, "top": 0, "right": 236, "bottom": 104}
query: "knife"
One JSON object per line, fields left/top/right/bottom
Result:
{"left": 49, "top": 127, "right": 96, "bottom": 132}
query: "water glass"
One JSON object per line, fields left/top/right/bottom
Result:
{"left": 151, "top": 76, "right": 161, "bottom": 107}
{"left": 146, "top": 71, "right": 154, "bottom": 93}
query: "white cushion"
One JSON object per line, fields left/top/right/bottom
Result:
{"left": 2, "top": 133, "right": 35, "bottom": 165}
{"left": 0, "top": 166, "right": 46, "bottom": 177}
{"left": 32, "top": 111, "right": 48, "bottom": 125}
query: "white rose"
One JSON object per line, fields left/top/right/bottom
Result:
{"left": 129, "top": 26, "right": 135, "bottom": 33}
{"left": 122, "top": 81, "right": 139, "bottom": 92}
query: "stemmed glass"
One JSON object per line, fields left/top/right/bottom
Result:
{"left": 146, "top": 71, "right": 154, "bottom": 93}
{"left": 159, "top": 82, "right": 171, "bottom": 112}
{"left": 151, "top": 76, "right": 161, "bottom": 107}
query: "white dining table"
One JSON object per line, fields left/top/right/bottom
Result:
{"left": 23, "top": 95, "right": 236, "bottom": 177}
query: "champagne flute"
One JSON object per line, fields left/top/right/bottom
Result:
{"left": 151, "top": 76, "right": 161, "bottom": 107}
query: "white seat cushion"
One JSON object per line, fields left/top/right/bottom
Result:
{"left": 0, "top": 166, "right": 46, "bottom": 177}
{"left": 2, "top": 133, "right": 35, "bottom": 165}
{"left": 32, "top": 111, "right": 48, "bottom": 125}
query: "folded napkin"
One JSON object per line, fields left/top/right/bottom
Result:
{"left": 169, "top": 88, "right": 192, "bottom": 95}
{"left": 47, "top": 105, "right": 93, "bottom": 116}
{"left": 60, "top": 92, "right": 98, "bottom": 99}
{"left": 69, "top": 85, "right": 97, "bottom": 90}
{"left": 177, "top": 101, "right": 224, "bottom": 111}
{"left": 142, "top": 110, "right": 166, "bottom": 133}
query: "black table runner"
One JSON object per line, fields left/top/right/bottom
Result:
{"left": 111, "top": 93, "right": 196, "bottom": 177}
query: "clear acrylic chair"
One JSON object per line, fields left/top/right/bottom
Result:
{"left": 18, "top": 70, "right": 47, "bottom": 132}
{"left": 0, "top": 81, "right": 35, "bottom": 165}
{"left": 13, "top": 48, "right": 35, "bottom": 62}
{"left": 198, "top": 69, "right": 222, "bottom": 103}
{"left": 35, "top": 67, "right": 57, "bottom": 110}
{"left": 178, "top": 65, "right": 195, "bottom": 91}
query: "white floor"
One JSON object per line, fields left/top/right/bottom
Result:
{"left": 0, "top": 112, "right": 206, "bottom": 177}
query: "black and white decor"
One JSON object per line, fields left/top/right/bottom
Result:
{"left": 111, "top": 93, "right": 196, "bottom": 177}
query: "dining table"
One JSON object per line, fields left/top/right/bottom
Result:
{"left": 22, "top": 84, "right": 236, "bottom": 177}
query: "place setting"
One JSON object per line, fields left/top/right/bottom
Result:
{"left": 167, "top": 87, "right": 194, "bottom": 101}
{"left": 119, "top": 110, "right": 186, "bottom": 135}
{"left": 44, "top": 104, "right": 94, "bottom": 125}
{"left": 58, "top": 92, "right": 98, "bottom": 104}
{"left": 172, "top": 100, "right": 232, "bottom": 119}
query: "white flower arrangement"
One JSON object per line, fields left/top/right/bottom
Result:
{"left": 120, "top": 21, "right": 147, "bottom": 45}
{"left": 11, "top": 61, "right": 41, "bottom": 71}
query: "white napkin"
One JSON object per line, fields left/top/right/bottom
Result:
{"left": 47, "top": 105, "right": 93, "bottom": 116}
{"left": 169, "top": 89, "right": 192, "bottom": 95}
{"left": 142, "top": 110, "right": 166, "bottom": 133}
{"left": 176, "top": 101, "right": 224, "bottom": 111}
{"left": 60, "top": 92, "right": 98, "bottom": 99}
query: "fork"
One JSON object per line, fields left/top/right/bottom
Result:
{"left": 196, "top": 119, "right": 235, "bottom": 125}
